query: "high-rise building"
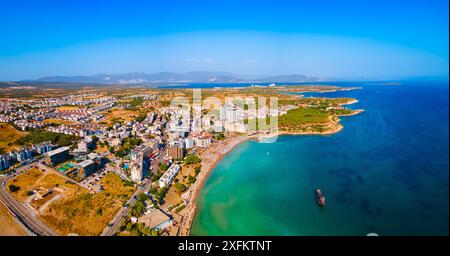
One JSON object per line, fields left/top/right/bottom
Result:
{"left": 191, "top": 117, "right": 202, "bottom": 132}
{"left": 220, "top": 103, "right": 239, "bottom": 123}
{"left": 227, "top": 104, "right": 238, "bottom": 123}
{"left": 184, "top": 137, "right": 195, "bottom": 149}
{"left": 130, "top": 146, "right": 152, "bottom": 182}
{"left": 166, "top": 141, "right": 185, "bottom": 159}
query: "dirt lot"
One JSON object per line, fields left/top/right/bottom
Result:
{"left": 43, "top": 118, "right": 77, "bottom": 125}
{"left": 99, "top": 108, "right": 141, "bottom": 125}
{"left": 7, "top": 168, "right": 135, "bottom": 235}
{"left": 162, "top": 164, "right": 200, "bottom": 209}
{"left": 39, "top": 173, "right": 135, "bottom": 235}
{"left": 7, "top": 168, "right": 45, "bottom": 201}
{"left": 0, "top": 202, "right": 27, "bottom": 236}
{"left": 0, "top": 123, "right": 27, "bottom": 152}
{"left": 56, "top": 106, "right": 82, "bottom": 111}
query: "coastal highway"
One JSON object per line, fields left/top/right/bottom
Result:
{"left": 0, "top": 175, "right": 57, "bottom": 236}
{"left": 100, "top": 177, "right": 153, "bottom": 236}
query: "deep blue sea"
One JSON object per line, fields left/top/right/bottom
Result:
{"left": 190, "top": 81, "right": 449, "bottom": 236}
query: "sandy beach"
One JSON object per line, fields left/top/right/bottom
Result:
{"left": 177, "top": 129, "right": 341, "bottom": 235}
{"left": 178, "top": 105, "right": 364, "bottom": 235}
{"left": 178, "top": 134, "right": 251, "bottom": 235}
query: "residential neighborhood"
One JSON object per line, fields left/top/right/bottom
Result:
{"left": 0, "top": 88, "right": 301, "bottom": 236}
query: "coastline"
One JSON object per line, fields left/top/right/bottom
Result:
{"left": 178, "top": 134, "right": 251, "bottom": 236}
{"left": 178, "top": 106, "right": 364, "bottom": 235}
{"left": 178, "top": 130, "right": 340, "bottom": 235}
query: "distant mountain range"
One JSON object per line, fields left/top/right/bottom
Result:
{"left": 25, "top": 71, "right": 329, "bottom": 84}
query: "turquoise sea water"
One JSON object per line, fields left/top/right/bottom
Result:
{"left": 191, "top": 81, "right": 449, "bottom": 236}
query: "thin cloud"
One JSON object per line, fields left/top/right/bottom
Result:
{"left": 243, "top": 59, "right": 257, "bottom": 64}
{"left": 184, "top": 58, "right": 215, "bottom": 63}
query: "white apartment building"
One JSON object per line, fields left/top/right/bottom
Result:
{"left": 158, "top": 164, "right": 181, "bottom": 188}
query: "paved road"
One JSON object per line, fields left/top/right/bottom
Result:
{"left": 6, "top": 161, "right": 38, "bottom": 180}
{"left": 100, "top": 177, "right": 153, "bottom": 236}
{"left": 0, "top": 175, "right": 57, "bottom": 236}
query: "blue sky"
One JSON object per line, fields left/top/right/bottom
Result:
{"left": 0, "top": 0, "right": 448, "bottom": 80}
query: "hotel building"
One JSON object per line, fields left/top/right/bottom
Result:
{"left": 130, "top": 146, "right": 152, "bottom": 182}
{"left": 45, "top": 146, "right": 70, "bottom": 166}
{"left": 77, "top": 159, "right": 96, "bottom": 177}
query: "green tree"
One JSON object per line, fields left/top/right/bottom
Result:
{"left": 174, "top": 182, "right": 187, "bottom": 193}
{"left": 214, "top": 133, "right": 225, "bottom": 140}
{"left": 158, "top": 162, "right": 168, "bottom": 172}
{"left": 127, "top": 97, "right": 144, "bottom": 109}
{"left": 135, "top": 113, "right": 147, "bottom": 123}
{"left": 96, "top": 208, "right": 103, "bottom": 216}
{"left": 125, "top": 222, "right": 134, "bottom": 231}
{"left": 156, "top": 188, "right": 168, "bottom": 204}
{"left": 149, "top": 186, "right": 157, "bottom": 194}
{"left": 184, "top": 154, "right": 201, "bottom": 165}
{"left": 194, "top": 165, "right": 202, "bottom": 176}
{"left": 187, "top": 175, "right": 196, "bottom": 185}
{"left": 9, "top": 184, "right": 20, "bottom": 193}
{"left": 15, "top": 131, "right": 78, "bottom": 147}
